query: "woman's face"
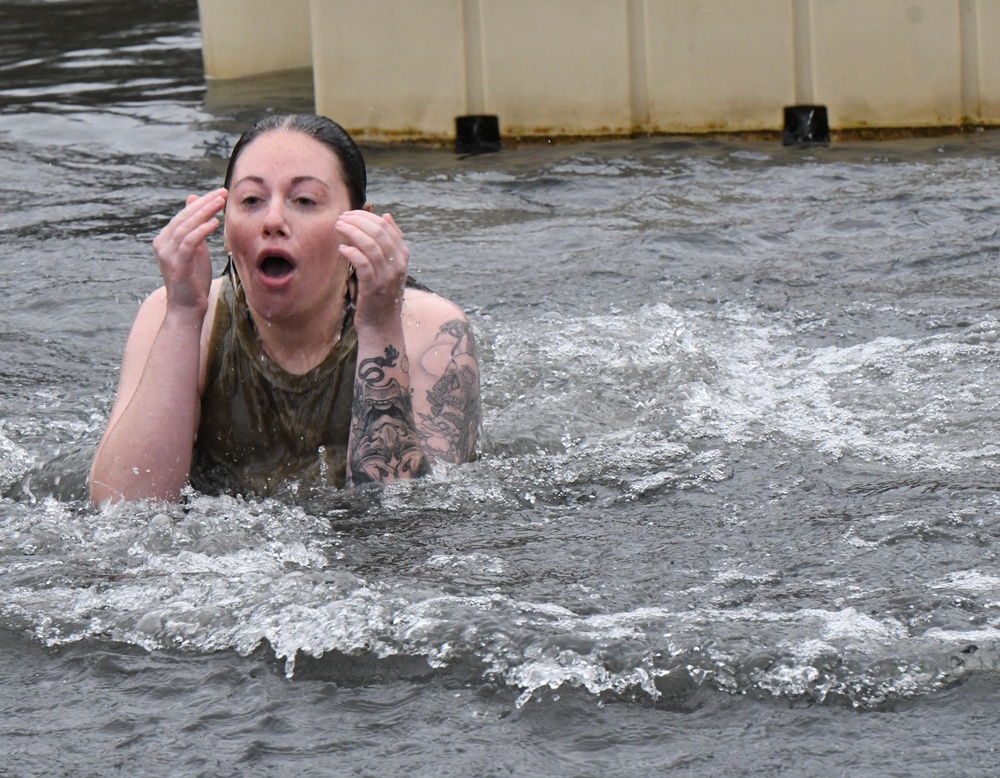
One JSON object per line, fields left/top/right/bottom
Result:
{"left": 224, "top": 128, "right": 354, "bottom": 325}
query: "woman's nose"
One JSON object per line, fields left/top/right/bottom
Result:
{"left": 261, "top": 201, "right": 289, "bottom": 236}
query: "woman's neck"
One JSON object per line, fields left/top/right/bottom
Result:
{"left": 249, "top": 283, "right": 350, "bottom": 376}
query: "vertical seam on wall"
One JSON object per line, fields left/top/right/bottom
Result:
{"left": 627, "top": 0, "right": 650, "bottom": 132}
{"left": 308, "top": 0, "right": 320, "bottom": 113}
{"left": 792, "top": 0, "right": 815, "bottom": 105}
{"left": 960, "top": 0, "right": 981, "bottom": 122}
{"left": 463, "top": 0, "right": 486, "bottom": 115}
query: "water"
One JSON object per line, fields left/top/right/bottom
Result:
{"left": 3, "top": 1, "right": 1000, "bottom": 775}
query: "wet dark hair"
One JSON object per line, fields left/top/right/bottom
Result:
{"left": 223, "top": 113, "right": 367, "bottom": 209}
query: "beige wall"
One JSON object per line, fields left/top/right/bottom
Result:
{"left": 310, "top": 0, "right": 467, "bottom": 138}
{"left": 975, "top": 0, "right": 1000, "bottom": 121}
{"left": 811, "top": 0, "right": 964, "bottom": 129}
{"left": 198, "top": 0, "right": 1000, "bottom": 141}
{"left": 199, "top": 0, "right": 312, "bottom": 80}
{"left": 477, "top": 0, "right": 634, "bottom": 136}
{"left": 644, "top": 0, "right": 796, "bottom": 133}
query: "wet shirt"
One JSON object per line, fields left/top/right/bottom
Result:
{"left": 191, "top": 276, "right": 357, "bottom": 497}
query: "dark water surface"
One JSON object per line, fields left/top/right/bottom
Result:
{"left": 4, "top": 2, "right": 1000, "bottom": 776}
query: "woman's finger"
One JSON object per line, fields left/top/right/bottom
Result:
{"left": 336, "top": 210, "right": 407, "bottom": 262}
{"left": 157, "top": 190, "right": 227, "bottom": 255}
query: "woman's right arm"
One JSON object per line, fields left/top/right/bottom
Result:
{"left": 88, "top": 189, "right": 227, "bottom": 505}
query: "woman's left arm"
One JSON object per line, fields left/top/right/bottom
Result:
{"left": 337, "top": 209, "right": 480, "bottom": 484}
{"left": 336, "top": 210, "right": 479, "bottom": 484}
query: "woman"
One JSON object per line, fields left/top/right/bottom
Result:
{"left": 89, "top": 114, "right": 481, "bottom": 504}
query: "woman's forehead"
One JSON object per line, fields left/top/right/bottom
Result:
{"left": 232, "top": 129, "right": 342, "bottom": 182}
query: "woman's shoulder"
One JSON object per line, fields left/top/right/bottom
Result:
{"left": 136, "top": 277, "right": 227, "bottom": 317}
{"left": 129, "top": 279, "right": 227, "bottom": 390}
{"left": 401, "top": 287, "right": 477, "bottom": 380}
{"left": 402, "top": 285, "right": 468, "bottom": 329}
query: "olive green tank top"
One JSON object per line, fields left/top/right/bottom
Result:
{"left": 191, "top": 275, "right": 358, "bottom": 497}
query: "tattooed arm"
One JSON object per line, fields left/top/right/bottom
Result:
{"left": 335, "top": 209, "right": 480, "bottom": 484}
{"left": 349, "top": 344, "right": 431, "bottom": 483}
{"left": 347, "top": 291, "right": 482, "bottom": 482}
{"left": 404, "top": 290, "right": 482, "bottom": 465}
{"left": 336, "top": 209, "right": 429, "bottom": 485}
{"left": 410, "top": 316, "right": 481, "bottom": 463}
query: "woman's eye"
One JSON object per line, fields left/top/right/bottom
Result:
{"left": 294, "top": 196, "right": 316, "bottom": 206}
{"left": 240, "top": 195, "right": 261, "bottom": 207}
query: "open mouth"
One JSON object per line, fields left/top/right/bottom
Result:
{"left": 260, "top": 255, "right": 295, "bottom": 279}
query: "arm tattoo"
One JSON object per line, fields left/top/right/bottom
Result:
{"left": 417, "top": 319, "right": 481, "bottom": 463}
{"left": 349, "top": 345, "right": 430, "bottom": 484}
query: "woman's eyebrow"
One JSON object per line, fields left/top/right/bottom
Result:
{"left": 230, "top": 175, "right": 264, "bottom": 189}
{"left": 231, "top": 175, "right": 329, "bottom": 189}
{"left": 290, "top": 175, "right": 330, "bottom": 188}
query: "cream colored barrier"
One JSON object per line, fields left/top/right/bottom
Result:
{"left": 198, "top": 0, "right": 312, "bottom": 80}
{"left": 197, "top": 0, "right": 1000, "bottom": 141}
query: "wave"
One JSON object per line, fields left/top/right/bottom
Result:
{"left": 2, "top": 301, "right": 999, "bottom": 711}
{"left": 1, "top": 489, "right": 997, "bottom": 711}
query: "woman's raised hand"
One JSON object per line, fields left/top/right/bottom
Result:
{"left": 335, "top": 210, "right": 410, "bottom": 333}
{"left": 152, "top": 188, "right": 228, "bottom": 315}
